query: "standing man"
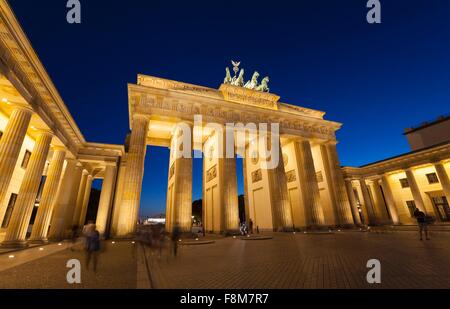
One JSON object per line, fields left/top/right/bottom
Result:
{"left": 413, "top": 208, "right": 430, "bottom": 241}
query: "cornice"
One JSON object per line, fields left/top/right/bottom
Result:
{"left": 128, "top": 82, "right": 341, "bottom": 141}
{"left": 0, "top": 0, "right": 85, "bottom": 155}
{"left": 342, "top": 143, "right": 450, "bottom": 178}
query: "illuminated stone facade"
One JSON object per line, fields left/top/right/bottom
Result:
{"left": 1, "top": 1, "right": 448, "bottom": 248}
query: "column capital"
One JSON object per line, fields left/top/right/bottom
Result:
{"left": 10, "top": 102, "right": 34, "bottom": 114}
{"left": 322, "top": 139, "right": 338, "bottom": 146}
{"left": 34, "top": 129, "right": 54, "bottom": 138}
{"left": 431, "top": 160, "right": 446, "bottom": 166}
{"left": 404, "top": 166, "right": 415, "bottom": 173}
{"left": 64, "top": 158, "right": 78, "bottom": 164}
{"left": 51, "top": 145, "right": 66, "bottom": 152}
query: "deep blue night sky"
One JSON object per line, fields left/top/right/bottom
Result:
{"left": 8, "top": 0, "right": 450, "bottom": 217}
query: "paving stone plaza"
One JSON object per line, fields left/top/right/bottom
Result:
{"left": 1, "top": 231, "right": 449, "bottom": 289}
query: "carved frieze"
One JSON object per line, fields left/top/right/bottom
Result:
{"left": 252, "top": 169, "right": 263, "bottom": 183}
{"left": 219, "top": 83, "right": 280, "bottom": 111}
{"left": 286, "top": 170, "right": 297, "bottom": 183}
{"left": 130, "top": 88, "right": 338, "bottom": 140}
{"left": 169, "top": 163, "right": 175, "bottom": 180}
{"left": 206, "top": 165, "right": 217, "bottom": 183}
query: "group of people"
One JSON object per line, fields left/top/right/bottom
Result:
{"left": 239, "top": 219, "right": 254, "bottom": 236}
{"left": 136, "top": 224, "right": 167, "bottom": 257}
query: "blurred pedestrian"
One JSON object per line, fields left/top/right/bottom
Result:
{"left": 158, "top": 226, "right": 166, "bottom": 258}
{"left": 85, "top": 228, "right": 101, "bottom": 272}
{"left": 171, "top": 225, "right": 181, "bottom": 257}
{"left": 82, "top": 220, "right": 96, "bottom": 250}
{"left": 70, "top": 224, "right": 79, "bottom": 251}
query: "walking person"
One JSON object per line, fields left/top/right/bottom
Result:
{"left": 85, "top": 228, "right": 101, "bottom": 272}
{"left": 158, "top": 226, "right": 166, "bottom": 258}
{"left": 171, "top": 225, "right": 181, "bottom": 258}
{"left": 70, "top": 224, "right": 79, "bottom": 251}
{"left": 413, "top": 208, "right": 430, "bottom": 241}
{"left": 249, "top": 219, "right": 254, "bottom": 235}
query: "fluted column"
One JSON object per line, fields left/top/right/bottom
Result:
{"left": 0, "top": 106, "right": 33, "bottom": 207}
{"left": 78, "top": 174, "right": 93, "bottom": 226}
{"left": 48, "top": 159, "right": 78, "bottom": 240}
{"left": 174, "top": 154, "right": 193, "bottom": 233}
{"left": 405, "top": 168, "right": 425, "bottom": 212}
{"left": 96, "top": 165, "right": 117, "bottom": 237}
{"left": 242, "top": 152, "right": 250, "bottom": 224}
{"left": 294, "top": 140, "right": 325, "bottom": 228}
{"left": 380, "top": 174, "right": 399, "bottom": 224}
{"left": 324, "top": 143, "right": 354, "bottom": 226}
{"left": 268, "top": 142, "right": 293, "bottom": 231}
{"left": 344, "top": 179, "right": 362, "bottom": 225}
{"left": 116, "top": 114, "right": 149, "bottom": 237}
{"left": 223, "top": 156, "right": 240, "bottom": 232}
{"left": 72, "top": 170, "right": 89, "bottom": 226}
{"left": 359, "top": 178, "right": 377, "bottom": 225}
{"left": 434, "top": 162, "right": 450, "bottom": 204}
{"left": 29, "top": 149, "right": 66, "bottom": 243}
{"left": 2, "top": 131, "right": 53, "bottom": 248}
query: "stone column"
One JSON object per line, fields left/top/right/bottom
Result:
{"left": 223, "top": 156, "right": 240, "bottom": 232}
{"left": 405, "top": 168, "right": 426, "bottom": 212}
{"left": 78, "top": 175, "right": 93, "bottom": 226}
{"left": 294, "top": 140, "right": 325, "bottom": 228}
{"left": 2, "top": 131, "right": 53, "bottom": 247}
{"left": 72, "top": 170, "right": 89, "bottom": 226}
{"left": 268, "top": 142, "right": 293, "bottom": 231}
{"left": 370, "top": 179, "right": 391, "bottom": 224}
{"left": 242, "top": 151, "right": 250, "bottom": 224}
{"left": 0, "top": 106, "right": 33, "bottom": 207}
{"left": 434, "top": 162, "right": 450, "bottom": 204}
{"left": 48, "top": 159, "right": 78, "bottom": 240}
{"left": 359, "top": 178, "right": 377, "bottom": 225}
{"left": 344, "top": 179, "right": 362, "bottom": 225}
{"left": 96, "top": 165, "right": 118, "bottom": 237}
{"left": 324, "top": 143, "right": 354, "bottom": 226}
{"left": 62, "top": 164, "right": 83, "bottom": 233}
{"left": 174, "top": 154, "right": 193, "bottom": 233}
{"left": 110, "top": 155, "right": 127, "bottom": 236}
{"left": 325, "top": 142, "right": 354, "bottom": 226}
{"left": 29, "top": 148, "right": 66, "bottom": 243}
{"left": 165, "top": 122, "right": 193, "bottom": 233}
{"left": 380, "top": 174, "right": 399, "bottom": 224}
{"left": 116, "top": 114, "right": 149, "bottom": 237}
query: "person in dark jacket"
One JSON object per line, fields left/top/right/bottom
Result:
{"left": 85, "top": 229, "right": 101, "bottom": 272}
{"left": 413, "top": 208, "right": 430, "bottom": 241}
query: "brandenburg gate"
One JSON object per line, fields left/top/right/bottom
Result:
{"left": 0, "top": 0, "right": 355, "bottom": 247}
{"left": 110, "top": 69, "right": 356, "bottom": 238}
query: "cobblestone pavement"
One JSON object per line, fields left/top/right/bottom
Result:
{"left": 1, "top": 231, "right": 449, "bottom": 289}
{"left": 148, "top": 231, "right": 450, "bottom": 289}
{"left": 0, "top": 241, "right": 137, "bottom": 289}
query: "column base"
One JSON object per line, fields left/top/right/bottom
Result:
{"left": 223, "top": 230, "right": 240, "bottom": 236}
{"left": 28, "top": 238, "right": 49, "bottom": 245}
{"left": 335, "top": 223, "right": 356, "bottom": 229}
{"left": 1, "top": 240, "right": 29, "bottom": 248}
{"left": 275, "top": 226, "right": 295, "bottom": 232}
{"left": 305, "top": 225, "right": 330, "bottom": 232}
{"left": 113, "top": 234, "right": 136, "bottom": 240}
